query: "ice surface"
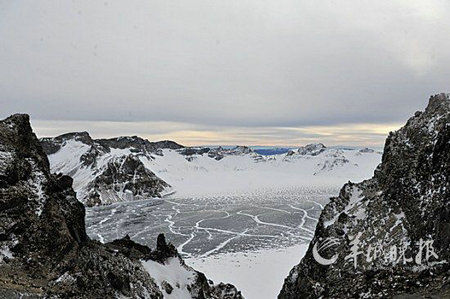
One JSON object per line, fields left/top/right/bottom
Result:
{"left": 85, "top": 188, "right": 325, "bottom": 298}
{"left": 86, "top": 187, "right": 328, "bottom": 256}
{"left": 79, "top": 146, "right": 381, "bottom": 298}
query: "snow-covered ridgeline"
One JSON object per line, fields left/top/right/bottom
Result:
{"left": 42, "top": 134, "right": 382, "bottom": 205}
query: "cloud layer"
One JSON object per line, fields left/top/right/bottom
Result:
{"left": 1, "top": 0, "right": 449, "bottom": 145}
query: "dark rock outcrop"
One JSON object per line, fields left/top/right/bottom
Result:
{"left": 96, "top": 136, "right": 184, "bottom": 154}
{"left": 0, "top": 114, "right": 242, "bottom": 298}
{"left": 0, "top": 114, "right": 160, "bottom": 298}
{"left": 177, "top": 145, "right": 262, "bottom": 162}
{"left": 279, "top": 94, "right": 450, "bottom": 298}
{"left": 297, "top": 143, "right": 326, "bottom": 156}
{"left": 86, "top": 154, "right": 169, "bottom": 206}
{"left": 41, "top": 132, "right": 94, "bottom": 155}
{"left": 40, "top": 133, "right": 180, "bottom": 205}
{"left": 178, "top": 147, "right": 211, "bottom": 157}
{"left": 151, "top": 140, "right": 184, "bottom": 150}
{"left": 359, "top": 147, "right": 375, "bottom": 153}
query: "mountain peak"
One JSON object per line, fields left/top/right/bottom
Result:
{"left": 426, "top": 92, "right": 450, "bottom": 113}
{"left": 280, "top": 94, "right": 450, "bottom": 298}
{"left": 297, "top": 143, "right": 326, "bottom": 156}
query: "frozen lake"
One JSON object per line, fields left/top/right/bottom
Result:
{"left": 85, "top": 186, "right": 332, "bottom": 258}
{"left": 85, "top": 186, "right": 336, "bottom": 298}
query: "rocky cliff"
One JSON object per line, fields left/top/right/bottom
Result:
{"left": 40, "top": 133, "right": 176, "bottom": 206}
{"left": 279, "top": 93, "right": 450, "bottom": 298}
{"left": 0, "top": 114, "right": 242, "bottom": 298}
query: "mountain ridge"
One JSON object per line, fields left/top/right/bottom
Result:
{"left": 0, "top": 113, "right": 243, "bottom": 298}
{"left": 279, "top": 93, "right": 450, "bottom": 298}
{"left": 41, "top": 131, "right": 381, "bottom": 206}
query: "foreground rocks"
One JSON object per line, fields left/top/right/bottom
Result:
{"left": 279, "top": 94, "right": 450, "bottom": 298}
{"left": 0, "top": 114, "right": 242, "bottom": 298}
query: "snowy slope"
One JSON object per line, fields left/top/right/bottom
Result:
{"left": 42, "top": 134, "right": 382, "bottom": 205}
{"left": 138, "top": 146, "right": 381, "bottom": 197}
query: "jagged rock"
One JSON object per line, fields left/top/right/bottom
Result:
{"left": 0, "top": 114, "right": 161, "bottom": 298}
{"left": 86, "top": 154, "right": 169, "bottom": 205}
{"left": 40, "top": 133, "right": 179, "bottom": 205}
{"left": 286, "top": 150, "right": 296, "bottom": 156}
{"left": 297, "top": 143, "right": 326, "bottom": 156}
{"left": 179, "top": 147, "right": 211, "bottom": 157}
{"left": 359, "top": 147, "right": 375, "bottom": 153}
{"left": 229, "top": 146, "right": 253, "bottom": 155}
{"left": 151, "top": 140, "right": 184, "bottom": 150}
{"left": 96, "top": 136, "right": 184, "bottom": 153}
{"left": 314, "top": 151, "right": 350, "bottom": 175}
{"left": 106, "top": 234, "right": 152, "bottom": 260}
{"left": 207, "top": 147, "right": 225, "bottom": 160}
{"left": 150, "top": 233, "right": 178, "bottom": 263}
{"left": 279, "top": 94, "right": 450, "bottom": 298}
{"left": 206, "top": 146, "right": 264, "bottom": 162}
{"left": 41, "top": 132, "right": 94, "bottom": 155}
{"left": 0, "top": 114, "right": 243, "bottom": 298}
{"left": 161, "top": 280, "right": 173, "bottom": 294}
{"left": 211, "top": 283, "right": 245, "bottom": 299}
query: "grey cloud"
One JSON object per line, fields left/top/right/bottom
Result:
{"left": 31, "top": 119, "right": 400, "bottom": 147}
{"left": 1, "top": 1, "right": 449, "bottom": 132}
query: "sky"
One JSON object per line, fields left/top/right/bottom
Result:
{"left": 1, "top": 0, "right": 449, "bottom": 146}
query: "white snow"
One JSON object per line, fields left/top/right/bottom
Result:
{"left": 49, "top": 141, "right": 381, "bottom": 298}
{"left": 142, "top": 257, "right": 196, "bottom": 298}
{"left": 186, "top": 243, "right": 309, "bottom": 299}
{"left": 0, "top": 238, "right": 17, "bottom": 263}
{"left": 324, "top": 186, "right": 364, "bottom": 228}
{"left": 0, "top": 246, "right": 13, "bottom": 262}
{"left": 55, "top": 272, "right": 76, "bottom": 284}
{"left": 147, "top": 148, "right": 380, "bottom": 199}
{"left": 48, "top": 140, "right": 96, "bottom": 195}
{"left": 48, "top": 143, "right": 381, "bottom": 203}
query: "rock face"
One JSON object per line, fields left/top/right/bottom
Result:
{"left": 0, "top": 114, "right": 242, "bottom": 298}
{"left": 42, "top": 138, "right": 277, "bottom": 206}
{"left": 85, "top": 154, "right": 169, "bottom": 206}
{"left": 40, "top": 133, "right": 177, "bottom": 206}
{"left": 279, "top": 94, "right": 450, "bottom": 298}
{"left": 178, "top": 145, "right": 263, "bottom": 162}
{"left": 297, "top": 143, "right": 326, "bottom": 156}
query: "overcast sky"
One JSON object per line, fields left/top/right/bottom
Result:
{"left": 1, "top": 0, "right": 449, "bottom": 146}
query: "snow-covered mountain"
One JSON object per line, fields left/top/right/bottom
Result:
{"left": 0, "top": 114, "right": 242, "bottom": 298}
{"left": 41, "top": 133, "right": 382, "bottom": 206}
{"left": 40, "top": 133, "right": 182, "bottom": 206}
{"left": 279, "top": 94, "right": 450, "bottom": 298}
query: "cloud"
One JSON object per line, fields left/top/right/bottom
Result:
{"left": 1, "top": 0, "right": 449, "bottom": 145}
{"left": 31, "top": 119, "right": 402, "bottom": 147}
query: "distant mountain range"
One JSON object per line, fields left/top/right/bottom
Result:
{"left": 40, "top": 133, "right": 382, "bottom": 206}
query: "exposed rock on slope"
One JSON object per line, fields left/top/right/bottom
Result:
{"left": 0, "top": 114, "right": 242, "bottom": 298}
{"left": 86, "top": 154, "right": 169, "bottom": 206}
{"left": 297, "top": 143, "right": 326, "bottom": 156}
{"left": 42, "top": 131, "right": 381, "bottom": 205}
{"left": 279, "top": 94, "right": 450, "bottom": 298}
{"left": 40, "top": 133, "right": 175, "bottom": 206}
{"left": 178, "top": 145, "right": 263, "bottom": 162}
